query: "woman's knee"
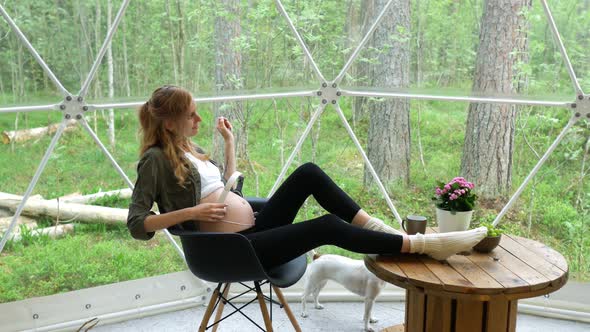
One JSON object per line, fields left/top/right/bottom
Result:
{"left": 294, "top": 162, "right": 323, "bottom": 179}
{"left": 318, "top": 214, "right": 347, "bottom": 227}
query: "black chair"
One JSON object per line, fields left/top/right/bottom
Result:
{"left": 168, "top": 197, "right": 307, "bottom": 332}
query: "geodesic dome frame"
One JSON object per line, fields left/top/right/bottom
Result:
{"left": 0, "top": 0, "right": 588, "bottom": 329}
{"left": 0, "top": 0, "right": 587, "bottom": 289}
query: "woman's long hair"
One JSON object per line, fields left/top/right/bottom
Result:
{"left": 138, "top": 85, "right": 201, "bottom": 185}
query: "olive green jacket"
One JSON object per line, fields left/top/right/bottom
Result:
{"left": 127, "top": 146, "right": 222, "bottom": 240}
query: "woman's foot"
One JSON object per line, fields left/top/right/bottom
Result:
{"left": 362, "top": 217, "right": 405, "bottom": 236}
{"left": 409, "top": 227, "right": 487, "bottom": 260}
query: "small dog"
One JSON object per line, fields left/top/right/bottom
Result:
{"left": 301, "top": 252, "right": 386, "bottom": 332}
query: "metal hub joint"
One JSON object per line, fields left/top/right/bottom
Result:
{"left": 317, "top": 82, "right": 341, "bottom": 105}
{"left": 59, "top": 96, "right": 88, "bottom": 120}
{"left": 572, "top": 94, "right": 590, "bottom": 121}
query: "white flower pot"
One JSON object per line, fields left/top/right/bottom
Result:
{"left": 436, "top": 208, "right": 473, "bottom": 233}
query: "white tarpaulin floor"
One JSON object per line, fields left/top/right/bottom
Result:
{"left": 92, "top": 301, "right": 590, "bottom": 332}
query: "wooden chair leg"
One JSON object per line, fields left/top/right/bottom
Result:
{"left": 211, "top": 283, "right": 231, "bottom": 332}
{"left": 199, "top": 284, "right": 222, "bottom": 332}
{"left": 272, "top": 285, "right": 302, "bottom": 332}
{"left": 255, "top": 282, "right": 274, "bottom": 332}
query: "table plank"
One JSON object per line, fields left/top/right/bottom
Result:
{"left": 407, "top": 290, "right": 425, "bottom": 332}
{"left": 507, "top": 235, "right": 568, "bottom": 272}
{"left": 395, "top": 254, "right": 445, "bottom": 291}
{"left": 508, "top": 300, "right": 517, "bottom": 332}
{"left": 456, "top": 300, "right": 483, "bottom": 332}
{"left": 486, "top": 300, "right": 510, "bottom": 332}
{"left": 419, "top": 256, "right": 477, "bottom": 293}
{"left": 466, "top": 252, "right": 530, "bottom": 294}
{"left": 499, "top": 235, "right": 566, "bottom": 281}
{"left": 425, "top": 295, "right": 452, "bottom": 332}
{"left": 490, "top": 246, "right": 550, "bottom": 291}
{"left": 374, "top": 256, "right": 408, "bottom": 277}
{"left": 445, "top": 255, "right": 504, "bottom": 293}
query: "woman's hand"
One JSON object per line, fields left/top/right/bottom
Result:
{"left": 190, "top": 203, "right": 227, "bottom": 222}
{"left": 216, "top": 116, "right": 233, "bottom": 141}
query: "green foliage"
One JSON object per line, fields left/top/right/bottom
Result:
{"left": 0, "top": 225, "right": 184, "bottom": 303}
{"left": 90, "top": 194, "right": 131, "bottom": 209}
{"left": 479, "top": 222, "right": 504, "bottom": 237}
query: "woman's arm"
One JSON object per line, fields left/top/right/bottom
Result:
{"left": 216, "top": 117, "right": 236, "bottom": 180}
{"left": 223, "top": 137, "right": 236, "bottom": 180}
{"left": 143, "top": 202, "right": 228, "bottom": 232}
{"left": 128, "top": 152, "right": 160, "bottom": 240}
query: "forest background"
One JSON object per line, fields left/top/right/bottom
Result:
{"left": 0, "top": 0, "right": 588, "bottom": 303}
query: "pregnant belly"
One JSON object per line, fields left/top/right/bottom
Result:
{"left": 199, "top": 188, "right": 255, "bottom": 233}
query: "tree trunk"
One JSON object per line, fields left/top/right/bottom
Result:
{"left": 165, "top": 0, "right": 178, "bottom": 82}
{"left": 353, "top": 0, "right": 374, "bottom": 127}
{"left": 0, "top": 198, "right": 127, "bottom": 225}
{"left": 9, "top": 225, "right": 74, "bottom": 243}
{"left": 461, "top": 0, "right": 531, "bottom": 198}
{"left": 2, "top": 120, "right": 78, "bottom": 144}
{"left": 59, "top": 188, "right": 132, "bottom": 204}
{"left": 107, "top": 0, "right": 116, "bottom": 149}
{"left": 175, "top": 0, "right": 185, "bottom": 85}
{"left": 93, "top": 0, "right": 102, "bottom": 133}
{"left": 122, "top": 20, "right": 131, "bottom": 98}
{"left": 364, "top": 0, "right": 411, "bottom": 186}
{"left": 213, "top": 0, "right": 245, "bottom": 161}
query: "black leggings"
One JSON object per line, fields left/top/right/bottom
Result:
{"left": 240, "top": 162, "right": 403, "bottom": 269}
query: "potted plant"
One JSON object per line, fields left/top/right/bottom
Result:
{"left": 432, "top": 177, "right": 478, "bottom": 232}
{"left": 473, "top": 222, "right": 503, "bottom": 253}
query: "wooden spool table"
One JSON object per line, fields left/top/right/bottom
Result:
{"left": 364, "top": 228, "right": 568, "bottom": 332}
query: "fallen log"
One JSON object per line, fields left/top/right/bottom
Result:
{"left": 9, "top": 224, "right": 74, "bottom": 242}
{"left": 2, "top": 120, "right": 78, "bottom": 144}
{"left": 0, "top": 215, "right": 38, "bottom": 232}
{"left": 0, "top": 198, "right": 128, "bottom": 225}
{"left": 0, "top": 192, "right": 43, "bottom": 201}
{"left": 60, "top": 188, "right": 132, "bottom": 204}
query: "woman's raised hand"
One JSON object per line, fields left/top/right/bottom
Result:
{"left": 190, "top": 203, "right": 227, "bottom": 222}
{"left": 216, "top": 116, "right": 233, "bottom": 141}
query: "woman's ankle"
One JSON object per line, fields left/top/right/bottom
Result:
{"left": 351, "top": 209, "right": 371, "bottom": 226}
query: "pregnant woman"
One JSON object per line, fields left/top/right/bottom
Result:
{"left": 127, "top": 85, "right": 486, "bottom": 269}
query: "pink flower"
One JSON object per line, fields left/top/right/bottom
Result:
{"left": 435, "top": 188, "right": 443, "bottom": 195}
{"left": 444, "top": 184, "right": 451, "bottom": 190}
{"left": 449, "top": 194, "right": 458, "bottom": 200}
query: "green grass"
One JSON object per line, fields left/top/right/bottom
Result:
{"left": 0, "top": 224, "right": 185, "bottom": 303}
{"left": 0, "top": 98, "right": 588, "bottom": 303}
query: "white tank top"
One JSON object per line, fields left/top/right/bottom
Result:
{"left": 184, "top": 153, "right": 224, "bottom": 199}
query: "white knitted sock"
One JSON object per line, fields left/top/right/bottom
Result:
{"left": 409, "top": 227, "right": 487, "bottom": 261}
{"left": 362, "top": 217, "right": 405, "bottom": 236}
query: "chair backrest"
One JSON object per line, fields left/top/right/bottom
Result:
{"left": 171, "top": 229, "right": 268, "bottom": 283}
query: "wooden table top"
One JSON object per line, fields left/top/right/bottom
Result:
{"left": 364, "top": 228, "right": 568, "bottom": 301}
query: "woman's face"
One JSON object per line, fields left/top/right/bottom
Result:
{"left": 179, "top": 101, "right": 202, "bottom": 138}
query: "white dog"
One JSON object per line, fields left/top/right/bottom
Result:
{"left": 301, "top": 252, "right": 386, "bottom": 332}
